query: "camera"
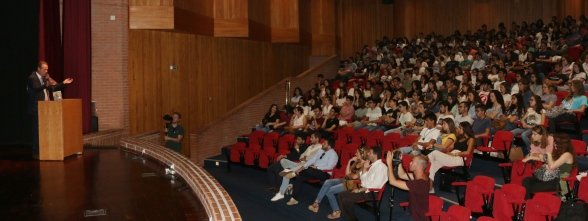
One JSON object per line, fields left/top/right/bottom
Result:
{"left": 163, "top": 114, "right": 173, "bottom": 121}
{"left": 392, "top": 151, "right": 402, "bottom": 167}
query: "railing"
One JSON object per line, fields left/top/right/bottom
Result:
{"left": 120, "top": 131, "right": 241, "bottom": 221}
{"left": 83, "top": 129, "right": 126, "bottom": 147}
{"left": 190, "top": 55, "right": 339, "bottom": 163}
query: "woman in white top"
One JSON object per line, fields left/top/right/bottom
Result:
{"left": 286, "top": 106, "right": 307, "bottom": 134}
{"left": 291, "top": 87, "right": 303, "bottom": 105}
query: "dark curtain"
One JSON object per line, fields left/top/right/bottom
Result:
{"left": 38, "top": 0, "right": 63, "bottom": 81}
{"left": 0, "top": 1, "right": 39, "bottom": 146}
{"left": 62, "top": 0, "right": 92, "bottom": 133}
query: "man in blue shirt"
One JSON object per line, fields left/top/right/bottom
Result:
{"left": 271, "top": 139, "right": 338, "bottom": 205}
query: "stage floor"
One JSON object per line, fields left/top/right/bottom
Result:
{"left": 0, "top": 147, "right": 207, "bottom": 221}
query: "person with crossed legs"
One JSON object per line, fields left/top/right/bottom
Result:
{"left": 273, "top": 139, "right": 338, "bottom": 206}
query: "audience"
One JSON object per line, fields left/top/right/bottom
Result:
{"left": 244, "top": 14, "right": 588, "bottom": 220}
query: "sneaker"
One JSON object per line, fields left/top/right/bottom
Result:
{"left": 308, "top": 203, "right": 319, "bottom": 213}
{"left": 279, "top": 169, "right": 292, "bottom": 177}
{"left": 327, "top": 211, "right": 341, "bottom": 219}
{"left": 285, "top": 172, "right": 297, "bottom": 179}
{"left": 271, "top": 193, "right": 284, "bottom": 201}
{"left": 286, "top": 198, "right": 299, "bottom": 205}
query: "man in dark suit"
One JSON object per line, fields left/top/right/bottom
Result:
{"left": 27, "top": 61, "right": 73, "bottom": 158}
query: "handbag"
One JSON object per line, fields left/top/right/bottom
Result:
{"left": 545, "top": 106, "right": 570, "bottom": 118}
{"left": 533, "top": 164, "right": 560, "bottom": 182}
{"left": 343, "top": 178, "right": 360, "bottom": 191}
{"left": 508, "top": 146, "right": 524, "bottom": 162}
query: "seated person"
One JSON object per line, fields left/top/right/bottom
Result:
{"left": 307, "top": 147, "right": 366, "bottom": 215}
{"left": 548, "top": 80, "right": 587, "bottom": 133}
{"left": 521, "top": 126, "right": 555, "bottom": 166}
{"left": 256, "top": 104, "right": 285, "bottom": 132}
{"left": 472, "top": 104, "right": 491, "bottom": 146}
{"left": 396, "top": 113, "right": 440, "bottom": 154}
{"left": 522, "top": 133, "right": 576, "bottom": 199}
{"left": 267, "top": 135, "right": 307, "bottom": 189}
{"left": 335, "top": 146, "right": 388, "bottom": 220}
{"left": 319, "top": 108, "right": 339, "bottom": 141}
{"left": 271, "top": 139, "right": 338, "bottom": 206}
{"left": 385, "top": 152, "right": 431, "bottom": 221}
{"left": 285, "top": 106, "right": 308, "bottom": 136}
{"left": 384, "top": 101, "right": 415, "bottom": 135}
{"left": 270, "top": 133, "right": 323, "bottom": 191}
{"left": 352, "top": 99, "right": 382, "bottom": 131}
{"left": 427, "top": 122, "right": 475, "bottom": 184}
{"left": 423, "top": 118, "right": 456, "bottom": 155}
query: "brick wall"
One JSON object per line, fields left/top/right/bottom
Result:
{"left": 91, "top": 0, "right": 129, "bottom": 132}
{"left": 190, "top": 55, "right": 339, "bottom": 164}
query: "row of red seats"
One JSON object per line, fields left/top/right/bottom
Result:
{"left": 449, "top": 174, "right": 588, "bottom": 221}
{"left": 228, "top": 127, "right": 420, "bottom": 170}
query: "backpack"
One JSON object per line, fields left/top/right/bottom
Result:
{"left": 555, "top": 199, "right": 588, "bottom": 221}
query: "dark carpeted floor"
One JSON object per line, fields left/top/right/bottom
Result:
{"left": 205, "top": 153, "right": 588, "bottom": 221}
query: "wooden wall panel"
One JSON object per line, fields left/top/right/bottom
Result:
{"left": 129, "top": 30, "right": 309, "bottom": 156}
{"left": 213, "top": 0, "right": 249, "bottom": 37}
{"left": 174, "top": 0, "right": 214, "bottom": 35}
{"left": 129, "top": 5, "right": 174, "bottom": 29}
{"left": 337, "top": 0, "right": 394, "bottom": 58}
{"left": 270, "top": 0, "right": 300, "bottom": 42}
{"left": 392, "top": 0, "right": 568, "bottom": 37}
{"left": 307, "top": 0, "right": 336, "bottom": 55}
{"left": 248, "top": 0, "right": 271, "bottom": 41}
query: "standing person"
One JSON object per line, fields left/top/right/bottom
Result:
{"left": 385, "top": 152, "right": 431, "bottom": 221}
{"left": 27, "top": 61, "right": 74, "bottom": 158}
{"left": 164, "top": 112, "right": 184, "bottom": 153}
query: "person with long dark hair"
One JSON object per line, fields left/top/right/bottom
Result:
{"left": 548, "top": 80, "right": 587, "bottom": 133}
{"left": 427, "top": 122, "right": 475, "bottom": 183}
{"left": 486, "top": 90, "right": 505, "bottom": 119}
{"left": 511, "top": 95, "right": 545, "bottom": 153}
{"left": 256, "top": 104, "right": 284, "bottom": 132}
{"left": 522, "top": 133, "right": 576, "bottom": 199}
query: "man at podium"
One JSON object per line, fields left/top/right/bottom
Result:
{"left": 27, "top": 61, "right": 74, "bottom": 158}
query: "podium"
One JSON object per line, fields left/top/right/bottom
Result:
{"left": 38, "top": 99, "right": 83, "bottom": 160}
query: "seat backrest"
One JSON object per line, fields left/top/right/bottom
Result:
{"left": 249, "top": 130, "right": 266, "bottom": 146}
{"left": 473, "top": 175, "right": 496, "bottom": 193}
{"left": 263, "top": 132, "right": 280, "bottom": 147}
{"left": 477, "top": 216, "right": 498, "bottom": 221}
{"left": 278, "top": 134, "right": 295, "bottom": 150}
{"left": 532, "top": 192, "right": 562, "bottom": 215}
{"left": 491, "top": 130, "right": 513, "bottom": 151}
{"left": 403, "top": 134, "right": 419, "bottom": 146}
{"left": 578, "top": 176, "right": 588, "bottom": 202}
{"left": 429, "top": 195, "right": 444, "bottom": 213}
{"left": 442, "top": 205, "right": 471, "bottom": 221}
{"left": 336, "top": 127, "right": 354, "bottom": 143}
{"left": 501, "top": 183, "right": 526, "bottom": 201}
{"left": 462, "top": 152, "right": 474, "bottom": 168}
{"left": 384, "top": 132, "right": 401, "bottom": 149}
{"left": 555, "top": 91, "right": 569, "bottom": 106}
{"left": 571, "top": 139, "right": 587, "bottom": 156}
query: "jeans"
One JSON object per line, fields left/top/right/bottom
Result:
{"left": 511, "top": 128, "right": 531, "bottom": 155}
{"left": 315, "top": 178, "right": 345, "bottom": 211}
{"left": 277, "top": 159, "right": 303, "bottom": 194}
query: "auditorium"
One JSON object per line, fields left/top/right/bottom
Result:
{"left": 2, "top": 0, "right": 588, "bottom": 220}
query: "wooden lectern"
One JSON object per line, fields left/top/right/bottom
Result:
{"left": 38, "top": 99, "right": 83, "bottom": 160}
